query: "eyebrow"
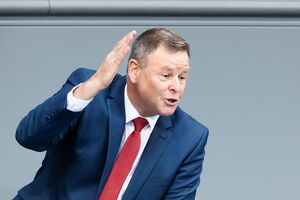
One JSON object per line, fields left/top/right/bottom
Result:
{"left": 161, "top": 66, "right": 173, "bottom": 70}
{"left": 161, "top": 66, "right": 189, "bottom": 73}
{"left": 161, "top": 65, "right": 189, "bottom": 69}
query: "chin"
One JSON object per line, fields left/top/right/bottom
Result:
{"left": 159, "top": 108, "right": 177, "bottom": 116}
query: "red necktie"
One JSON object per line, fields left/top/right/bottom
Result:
{"left": 99, "top": 117, "right": 148, "bottom": 200}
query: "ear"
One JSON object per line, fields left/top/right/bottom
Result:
{"left": 127, "top": 59, "right": 140, "bottom": 83}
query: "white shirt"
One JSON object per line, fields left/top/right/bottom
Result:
{"left": 67, "top": 84, "right": 159, "bottom": 200}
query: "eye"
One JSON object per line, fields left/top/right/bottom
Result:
{"left": 162, "top": 74, "right": 171, "bottom": 78}
{"left": 179, "top": 76, "right": 186, "bottom": 80}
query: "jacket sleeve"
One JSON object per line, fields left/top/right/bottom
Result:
{"left": 15, "top": 68, "right": 93, "bottom": 152}
{"left": 164, "top": 127, "right": 209, "bottom": 200}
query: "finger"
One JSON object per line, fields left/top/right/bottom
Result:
{"left": 121, "top": 31, "right": 137, "bottom": 51}
{"left": 121, "top": 30, "right": 137, "bottom": 45}
{"left": 113, "top": 30, "right": 136, "bottom": 51}
{"left": 113, "top": 31, "right": 136, "bottom": 59}
{"left": 124, "top": 30, "right": 137, "bottom": 45}
{"left": 105, "top": 43, "right": 128, "bottom": 67}
{"left": 113, "top": 45, "right": 130, "bottom": 66}
{"left": 106, "top": 31, "right": 137, "bottom": 67}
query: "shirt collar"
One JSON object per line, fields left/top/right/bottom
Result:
{"left": 124, "top": 84, "right": 159, "bottom": 132}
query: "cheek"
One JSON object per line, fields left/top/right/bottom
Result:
{"left": 145, "top": 77, "right": 164, "bottom": 93}
{"left": 180, "top": 85, "right": 186, "bottom": 94}
{"left": 151, "top": 84, "right": 168, "bottom": 97}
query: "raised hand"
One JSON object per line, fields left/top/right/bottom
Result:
{"left": 73, "top": 31, "right": 137, "bottom": 100}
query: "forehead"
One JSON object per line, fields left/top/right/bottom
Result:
{"left": 146, "top": 45, "right": 189, "bottom": 69}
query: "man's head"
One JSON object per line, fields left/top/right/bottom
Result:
{"left": 127, "top": 28, "right": 190, "bottom": 117}
{"left": 128, "top": 28, "right": 190, "bottom": 68}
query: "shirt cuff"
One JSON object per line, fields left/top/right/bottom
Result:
{"left": 66, "top": 83, "right": 93, "bottom": 112}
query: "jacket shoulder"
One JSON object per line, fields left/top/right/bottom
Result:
{"left": 67, "top": 67, "right": 96, "bottom": 84}
{"left": 172, "top": 107, "right": 209, "bottom": 139}
{"left": 67, "top": 67, "right": 124, "bottom": 86}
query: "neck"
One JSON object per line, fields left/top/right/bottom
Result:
{"left": 127, "top": 82, "right": 150, "bottom": 117}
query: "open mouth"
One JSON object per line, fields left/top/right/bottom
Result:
{"left": 164, "top": 98, "right": 178, "bottom": 106}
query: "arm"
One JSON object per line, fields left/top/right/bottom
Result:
{"left": 16, "top": 31, "right": 137, "bottom": 152}
{"left": 164, "top": 128, "right": 209, "bottom": 200}
{"left": 15, "top": 68, "right": 92, "bottom": 152}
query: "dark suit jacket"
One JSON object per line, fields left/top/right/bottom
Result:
{"left": 14, "top": 68, "right": 209, "bottom": 200}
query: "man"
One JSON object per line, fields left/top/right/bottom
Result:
{"left": 14, "top": 28, "right": 209, "bottom": 200}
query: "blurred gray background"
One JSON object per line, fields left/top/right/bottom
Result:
{"left": 1, "top": 0, "right": 300, "bottom": 199}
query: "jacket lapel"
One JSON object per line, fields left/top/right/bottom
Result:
{"left": 122, "top": 116, "right": 173, "bottom": 200}
{"left": 97, "top": 75, "right": 126, "bottom": 196}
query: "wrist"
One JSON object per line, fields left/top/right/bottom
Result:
{"left": 73, "top": 77, "right": 105, "bottom": 100}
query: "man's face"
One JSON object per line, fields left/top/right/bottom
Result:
{"left": 130, "top": 45, "right": 189, "bottom": 117}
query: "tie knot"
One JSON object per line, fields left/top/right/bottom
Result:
{"left": 133, "top": 117, "right": 148, "bottom": 132}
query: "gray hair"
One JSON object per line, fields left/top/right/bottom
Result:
{"left": 129, "top": 28, "right": 190, "bottom": 67}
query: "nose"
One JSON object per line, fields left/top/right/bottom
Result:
{"left": 168, "top": 77, "right": 184, "bottom": 93}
